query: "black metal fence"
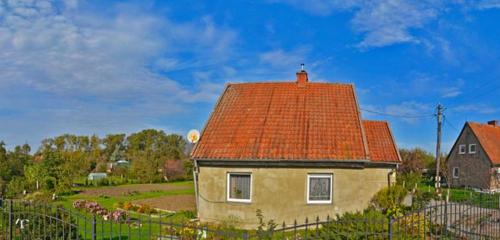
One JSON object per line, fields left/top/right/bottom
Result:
{"left": 0, "top": 193, "right": 500, "bottom": 239}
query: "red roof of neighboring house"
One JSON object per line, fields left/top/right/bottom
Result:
{"left": 191, "top": 71, "right": 400, "bottom": 163}
{"left": 363, "top": 120, "right": 400, "bottom": 162}
{"left": 468, "top": 121, "right": 500, "bottom": 164}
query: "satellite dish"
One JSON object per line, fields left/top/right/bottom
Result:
{"left": 187, "top": 129, "right": 200, "bottom": 144}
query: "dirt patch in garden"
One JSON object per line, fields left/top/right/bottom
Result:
{"left": 80, "top": 183, "right": 192, "bottom": 197}
{"left": 131, "top": 195, "right": 196, "bottom": 211}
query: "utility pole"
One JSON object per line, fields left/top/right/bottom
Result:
{"left": 435, "top": 104, "right": 444, "bottom": 196}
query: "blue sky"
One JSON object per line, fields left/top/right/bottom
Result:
{"left": 0, "top": 0, "right": 499, "bottom": 153}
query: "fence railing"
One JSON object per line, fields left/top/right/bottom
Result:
{"left": 0, "top": 193, "right": 500, "bottom": 239}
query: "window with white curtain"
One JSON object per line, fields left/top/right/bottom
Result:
{"left": 307, "top": 174, "right": 333, "bottom": 204}
{"left": 227, "top": 173, "right": 252, "bottom": 202}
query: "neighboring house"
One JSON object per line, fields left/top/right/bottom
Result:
{"left": 191, "top": 69, "right": 401, "bottom": 228}
{"left": 446, "top": 120, "right": 500, "bottom": 191}
{"left": 88, "top": 172, "right": 108, "bottom": 181}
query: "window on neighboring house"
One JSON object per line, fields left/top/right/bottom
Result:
{"left": 307, "top": 174, "right": 333, "bottom": 204}
{"left": 459, "top": 145, "right": 466, "bottom": 154}
{"left": 469, "top": 144, "right": 477, "bottom": 154}
{"left": 453, "top": 167, "right": 459, "bottom": 178}
{"left": 227, "top": 173, "right": 252, "bottom": 203}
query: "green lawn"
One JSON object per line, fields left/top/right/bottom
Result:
{"left": 418, "top": 184, "right": 500, "bottom": 208}
{"left": 59, "top": 181, "right": 194, "bottom": 207}
{"left": 51, "top": 181, "right": 196, "bottom": 239}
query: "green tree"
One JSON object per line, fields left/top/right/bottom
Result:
{"left": 103, "top": 134, "right": 126, "bottom": 161}
{"left": 5, "top": 176, "right": 27, "bottom": 198}
{"left": 398, "top": 148, "right": 435, "bottom": 174}
{"left": 24, "top": 164, "right": 49, "bottom": 191}
{"left": 126, "top": 130, "right": 187, "bottom": 183}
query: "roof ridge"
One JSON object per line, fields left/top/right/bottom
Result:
{"left": 227, "top": 81, "right": 354, "bottom": 86}
{"left": 468, "top": 121, "right": 500, "bottom": 128}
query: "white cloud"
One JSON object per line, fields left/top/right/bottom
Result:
{"left": 352, "top": 1, "right": 440, "bottom": 48}
{"left": 441, "top": 87, "right": 462, "bottom": 98}
{"left": 362, "top": 101, "right": 433, "bottom": 124}
{"left": 259, "top": 47, "right": 310, "bottom": 69}
{"left": 0, "top": 0, "right": 236, "bottom": 97}
{"left": 452, "top": 104, "right": 499, "bottom": 114}
{"left": 271, "top": 0, "right": 443, "bottom": 48}
{"left": 0, "top": 0, "right": 237, "bottom": 147}
{"left": 267, "top": 0, "right": 359, "bottom": 16}
{"left": 441, "top": 79, "right": 465, "bottom": 98}
{"left": 476, "top": 0, "right": 500, "bottom": 9}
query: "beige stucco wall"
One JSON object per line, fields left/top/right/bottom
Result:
{"left": 197, "top": 166, "right": 393, "bottom": 229}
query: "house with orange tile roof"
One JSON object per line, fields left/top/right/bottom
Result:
{"left": 446, "top": 120, "right": 500, "bottom": 191}
{"left": 191, "top": 68, "right": 401, "bottom": 228}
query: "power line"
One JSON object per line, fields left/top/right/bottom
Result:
{"left": 443, "top": 115, "right": 460, "bottom": 131}
{"left": 360, "top": 108, "right": 434, "bottom": 119}
{"left": 447, "top": 83, "right": 500, "bottom": 109}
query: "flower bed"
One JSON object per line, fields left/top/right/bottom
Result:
{"left": 73, "top": 200, "right": 127, "bottom": 222}
{"left": 116, "top": 201, "right": 174, "bottom": 217}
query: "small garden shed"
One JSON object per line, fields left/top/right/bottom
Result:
{"left": 88, "top": 172, "right": 108, "bottom": 181}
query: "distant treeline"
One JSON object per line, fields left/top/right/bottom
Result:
{"left": 0, "top": 129, "right": 190, "bottom": 198}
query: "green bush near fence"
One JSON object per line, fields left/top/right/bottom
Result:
{"left": 319, "top": 208, "right": 389, "bottom": 239}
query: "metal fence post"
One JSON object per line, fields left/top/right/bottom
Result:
{"left": 92, "top": 214, "right": 97, "bottom": 240}
{"left": 444, "top": 194, "right": 449, "bottom": 237}
{"left": 497, "top": 193, "right": 500, "bottom": 238}
{"left": 388, "top": 216, "right": 393, "bottom": 240}
{"left": 8, "top": 199, "right": 13, "bottom": 240}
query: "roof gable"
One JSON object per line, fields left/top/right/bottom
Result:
{"left": 468, "top": 122, "right": 500, "bottom": 165}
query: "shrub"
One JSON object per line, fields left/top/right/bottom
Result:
{"left": 164, "top": 221, "right": 200, "bottom": 240}
{"left": 24, "top": 191, "right": 52, "bottom": 204}
{"left": 411, "top": 190, "right": 437, "bottom": 210}
{"left": 256, "top": 209, "right": 278, "bottom": 240}
{"left": 122, "top": 202, "right": 133, "bottom": 211}
{"left": 393, "top": 212, "right": 430, "bottom": 238}
{"left": 319, "top": 208, "right": 388, "bottom": 239}
{"left": 5, "top": 176, "right": 26, "bottom": 198}
{"left": 179, "top": 210, "right": 197, "bottom": 219}
{"left": 398, "top": 172, "right": 423, "bottom": 191}
{"left": 137, "top": 204, "right": 155, "bottom": 214}
{"left": 371, "top": 185, "right": 408, "bottom": 217}
{"left": 44, "top": 177, "right": 57, "bottom": 190}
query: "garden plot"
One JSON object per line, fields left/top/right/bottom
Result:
{"left": 80, "top": 182, "right": 192, "bottom": 197}
{"left": 131, "top": 195, "right": 196, "bottom": 211}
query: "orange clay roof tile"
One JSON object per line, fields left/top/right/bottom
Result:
{"left": 191, "top": 80, "right": 400, "bottom": 163}
{"left": 468, "top": 122, "right": 500, "bottom": 165}
{"left": 363, "top": 120, "right": 400, "bottom": 162}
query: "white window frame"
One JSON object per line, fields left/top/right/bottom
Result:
{"left": 226, "top": 172, "right": 252, "bottom": 203}
{"left": 452, "top": 167, "right": 459, "bottom": 178}
{"left": 458, "top": 144, "right": 466, "bottom": 154}
{"left": 307, "top": 174, "right": 333, "bottom": 204}
{"left": 469, "top": 144, "right": 477, "bottom": 154}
